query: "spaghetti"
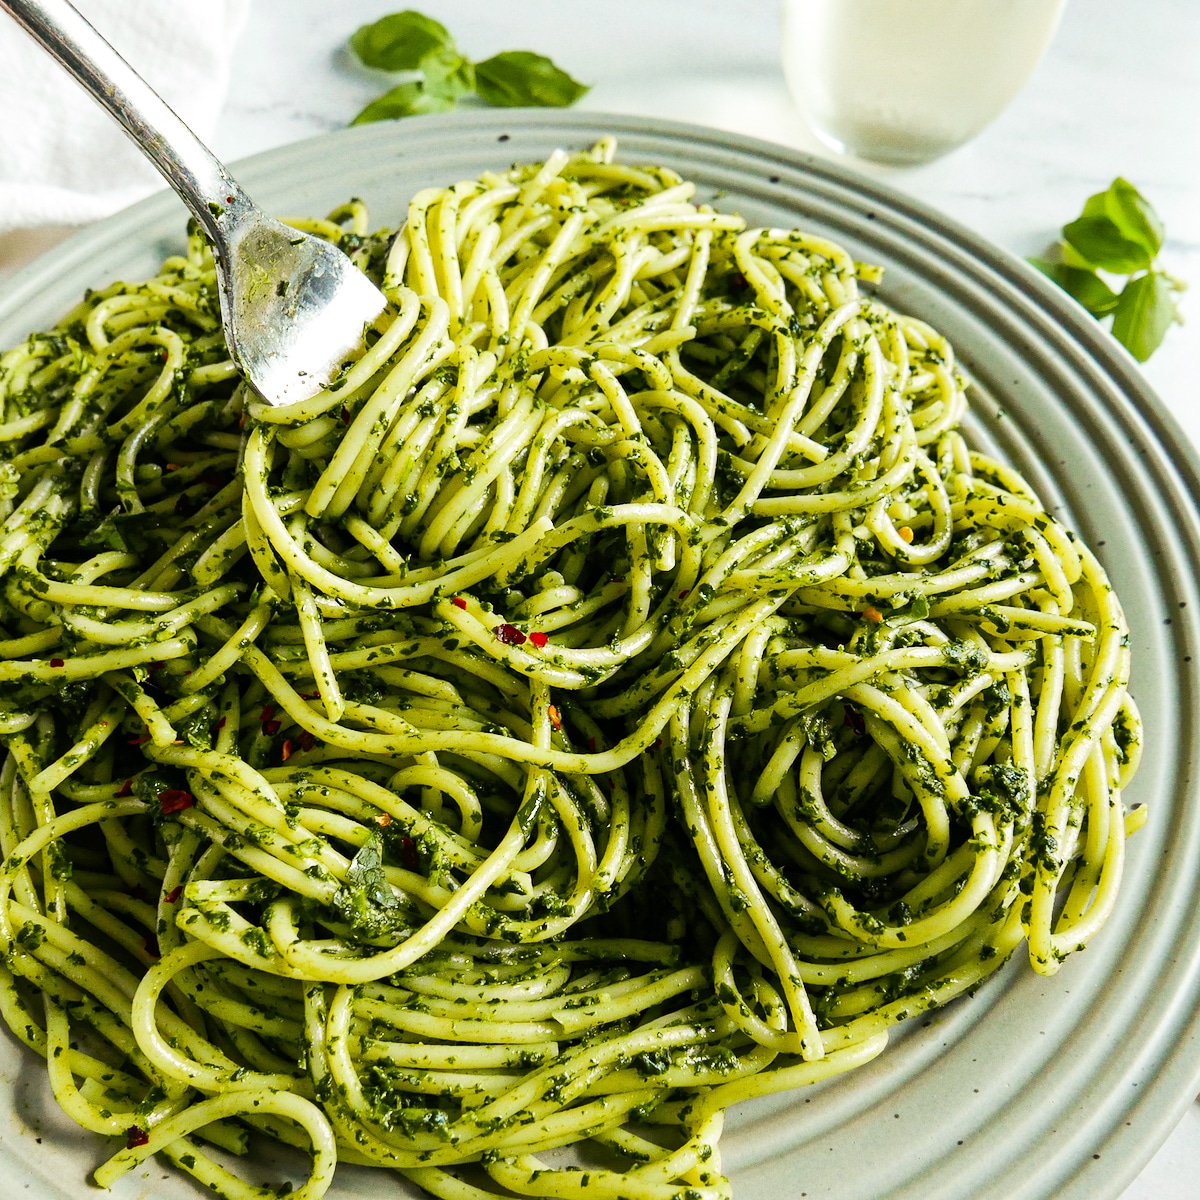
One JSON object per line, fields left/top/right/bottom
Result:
{"left": 0, "top": 137, "right": 1142, "bottom": 1200}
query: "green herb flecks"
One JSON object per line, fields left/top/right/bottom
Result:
{"left": 333, "top": 831, "right": 405, "bottom": 940}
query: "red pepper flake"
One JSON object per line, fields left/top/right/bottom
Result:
{"left": 299, "top": 691, "right": 320, "bottom": 701}
{"left": 451, "top": 596, "right": 468, "bottom": 610}
{"left": 49, "top": 657, "right": 65, "bottom": 668}
{"left": 377, "top": 812, "right": 393, "bottom": 827}
{"left": 299, "top": 730, "right": 316, "bottom": 752}
{"left": 142, "top": 934, "right": 160, "bottom": 959}
{"left": 399, "top": 835, "right": 419, "bottom": 871}
{"left": 843, "top": 705, "right": 866, "bottom": 736}
{"left": 263, "top": 719, "right": 282, "bottom": 736}
{"left": 260, "top": 704, "right": 275, "bottom": 723}
{"left": 529, "top": 631, "right": 548, "bottom": 648}
{"left": 281, "top": 738, "right": 295, "bottom": 762}
{"left": 862, "top": 605, "right": 884, "bottom": 624}
{"left": 588, "top": 735, "right": 597, "bottom": 753}
{"left": 495, "top": 623, "right": 526, "bottom": 646}
{"left": 547, "top": 704, "right": 562, "bottom": 731}
{"left": 115, "top": 779, "right": 134, "bottom": 798}
{"left": 611, "top": 576, "right": 625, "bottom": 583}
{"left": 164, "top": 885, "right": 183, "bottom": 904}
{"left": 127, "top": 734, "right": 152, "bottom": 746}
{"left": 165, "top": 463, "right": 181, "bottom": 472}
{"left": 158, "top": 788, "right": 194, "bottom": 814}
{"left": 341, "top": 406, "right": 351, "bottom": 425}
{"left": 238, "top": 411, "right": 246, "bottom": 430}
{"left": 214, "top": 716, "right": 227, "bottom": 732}
{"left": 125, "top": 1126, "right": 150, "bottom": 1150}
{"left": 148, "top": 661, "right": 165, "bottom": 672}
{"left": 678, "top": 590, "right": 690, "bottom": 599}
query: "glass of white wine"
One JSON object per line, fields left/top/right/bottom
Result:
{"left": 781, "top": 0, "right": 1068, "bottom": 166}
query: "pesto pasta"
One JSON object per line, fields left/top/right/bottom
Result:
{"left": 0, "top": 137, "right": 1143, "bottom": 1200}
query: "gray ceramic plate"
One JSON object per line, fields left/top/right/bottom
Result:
{"left": 2, "top": 112, "right": 1199, "bottom": 1200}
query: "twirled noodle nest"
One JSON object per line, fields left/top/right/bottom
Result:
{"left": 0, "top": 138, "right": 1142, "bottom": 1200}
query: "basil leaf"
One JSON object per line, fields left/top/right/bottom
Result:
{"left": 350, "top": 10, "right": 453, "bottom": 71}
{"left": 421, "top": 46, "right": 475, "bottom": 101}
{"left": 1059, "top": 241, "right": 1096, "bottom": 271}
{"left": 1028, "top": 258, "right": 1120, "bottom": 317}
{"left": 334, "top": 832, "right": 404, "bottom": 939}
{"left": 1062, "top": 215, "right": 1153, "bottom": 275}
{"left": 474, "top": 51, "right": 588, "bottom": 108}
{"left": 1101, "top": 177, "right": 1164, "bottom": 259}
{"left": 350, "top": 81, "right": 455, "bottom": 125}
{"left": 1111, "top": 271, "right": 1179, "bottom": 362}
{"left": 1039, "top": 180, "right": 1181, "bottom": 362}
{"left": 1080, "top": 190, "right": 1108, "bottom": 221}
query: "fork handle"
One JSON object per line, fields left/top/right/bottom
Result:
{"left": 0, "top": 0, "right": 251, "bottom": 243}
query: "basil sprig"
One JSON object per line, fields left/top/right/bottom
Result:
{"left": 349, "top": 10, "right": 588, "bottom": 124}
{"left": 1030, "top": 178, "right": 1185, "bottom": 362}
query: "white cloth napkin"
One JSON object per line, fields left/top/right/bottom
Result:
{"left": 0, "top": 0, "right": 248, "bottom": 235}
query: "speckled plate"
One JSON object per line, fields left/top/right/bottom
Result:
{"left": 2, "top": 111, "right": 1199, "bottom": 1200}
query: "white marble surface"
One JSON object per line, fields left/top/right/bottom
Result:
{"left": 2, "top": 0, "right": 1199, "bottom": 1195}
